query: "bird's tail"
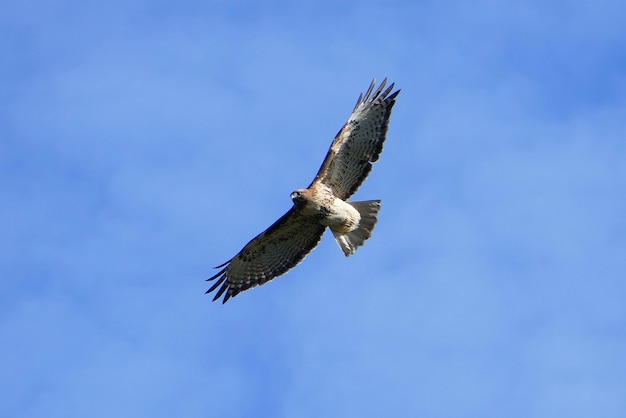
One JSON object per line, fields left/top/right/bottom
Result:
{"left": 331, "top": 200, "right": 381, "bottom": 257}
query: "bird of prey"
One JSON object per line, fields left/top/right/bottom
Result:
{"left": 207, "top": 78, "right": 400, "bottom": 303}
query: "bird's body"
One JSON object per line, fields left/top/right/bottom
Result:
{"left": 292, "top": 186, "right": 358, "bottom": 232}
{"left": 207, "top": 79, "right": 400, "bottom": 303}
{"left": 314, "top": 194, "right": 361, "bottom": 233}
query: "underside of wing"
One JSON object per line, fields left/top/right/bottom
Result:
{"left": 310, "top": 78, "right": 400, "bottom": 200}
{"left": 206, "top": 208, "right": 326, "bottom": 303}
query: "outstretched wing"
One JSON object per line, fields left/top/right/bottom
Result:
{"left": 206, "top": 208, "right": 326, "bottom": 303}
{"left": 310, "top": 78, "right": 400, "bottom": 200}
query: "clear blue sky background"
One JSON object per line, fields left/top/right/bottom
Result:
{"left": 2, "top": 1, "right": 626, "bottom": 417}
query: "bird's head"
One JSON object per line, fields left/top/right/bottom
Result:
{"left": 290, "top": 189, "right": 308, "bottom": 206}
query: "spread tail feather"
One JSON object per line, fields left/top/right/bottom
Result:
{"left": 331, "top": 200, "right": 381, "bottom": 257}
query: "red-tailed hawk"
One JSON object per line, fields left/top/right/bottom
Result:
{"left": 207, "top": 79, "right": 400, "bottom": 303}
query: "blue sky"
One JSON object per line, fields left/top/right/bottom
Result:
{"left": 2, "top": 0, "right": 626, "bottom": 417}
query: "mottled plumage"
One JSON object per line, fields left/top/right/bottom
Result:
{"left": 207, "top": 78, "right": 400, "bottom": 303}
{"left": 311, "top": 79, "right": 400, "bottom": 199}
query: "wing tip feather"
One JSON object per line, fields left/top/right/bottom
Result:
{"left": 213, "top": 259, "right": 231, "bottom": 269}
{"left": 355, "top": 77, "right": 400, "bottom": 109}
{"left": 212, "top": 281, "right": 231, "bottom": 303}
{"left": 206, "top": 264, "right": 229, "bottom": 281}
{"left": 205, "top": 263, "right": 235, "bottom": 303}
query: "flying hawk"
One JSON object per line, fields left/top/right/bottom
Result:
{"left": 207, "top": 78, "right": 400, "bottom": 303}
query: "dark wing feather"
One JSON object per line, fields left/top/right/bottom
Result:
{"left": 310, "top": 78, "right": 400, "bottom": 200}
{"left": 206, "top": 208, "right": 325, "bottom": 303}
